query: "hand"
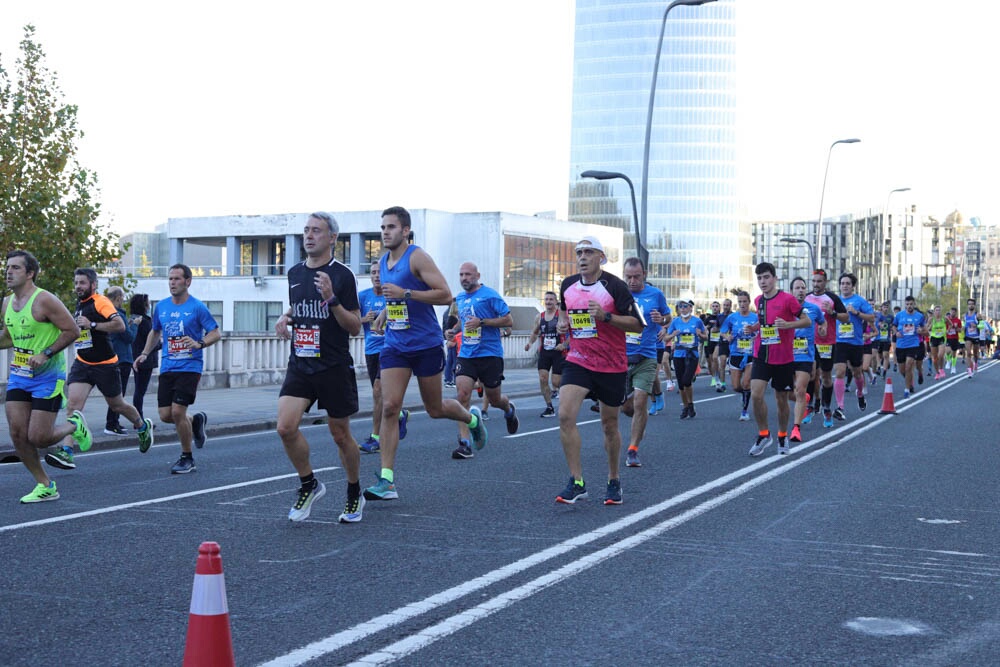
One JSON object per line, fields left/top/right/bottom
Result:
{"left": 313, "top": 272, "right": 333, "bottom": 302}
{"left": 382, "top": 282, "right": 404, "bottom": 299}
{"left": 587, "top": 300, "right": 604, "bottom": 322}
{"left": 524, "top": 343, "right": 530, "bottom": 351}
{"left": 362, "top": 310, "right": 377, "bottom": 323}
{"left": 650, "top": 309, "right": 663, "bottom": 324}
{"left": 133, "top": 354, "right": 147, "bottom": 373}
{"left": 465, "top": 316, "right": 482, "bottom": 330}
{"left": 275, "top": 315, "right": 292, "bottom": 340}
{"left": 75, "top": 316, "right": 93, "bottom": 329}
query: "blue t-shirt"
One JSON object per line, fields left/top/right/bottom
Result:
{"left": 667, "top": 316, "right": 706, "bottom": 358}
{"left": 964, "top": 313, "right": 980, "bottom": 340}
{"left": 893, "top": 310, "right": 926, "bottom": 349}
{"left": 793, "top": 301, "right": 825, "bottom": 362}
{"left": 455, "top": 284, "right": 510, "bottom": 358}
{"left": 836, "top": 294, "right": 873, "bottom": 346}
{"left": 874, "top": 312, "right": 892, "bottom": 342}
{"left": 358, "top": 288, "right": 386, "bottom": 355}
{"left": 720, "top": 311, "right": 758, "bottom": 358}
{"left": 625, "top": 284, "right": 669, "bottom": 360}
{"left": 152, "top": 295, "right": 219, "bottom": 374}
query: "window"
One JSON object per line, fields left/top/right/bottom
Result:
{"left": 362, "top": 234, "right": 383, "bottom": 274}
{"left": 233, "top": 301, "right": 282, "bottom": 332}
{"left": 502, "top": 234, "right": 579, "bottom": 299}
{"left": 268, "top": 239, "right": 285, "bottom": 276}
{"left": 240, "top": 240, "right": 256, "bottom": 276}
{"left": 335, "top": 237, "right": 350, "bottom": 264}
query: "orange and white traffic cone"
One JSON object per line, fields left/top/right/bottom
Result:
{"left": 183, "top": 541, "right": 235, "bottom": 667}
{"left": 878, "top": 377, "right": 897, "bottom": 415}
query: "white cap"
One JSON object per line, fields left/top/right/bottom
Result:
{"left": 575, "top": 236, "right": 607, "bottom": 265}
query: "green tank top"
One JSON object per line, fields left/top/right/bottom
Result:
{"left": 4, "top": 288, "right": 65, "bottom": 377}
{"left": 929, "top": 317, "right": 947, "bottom": 338}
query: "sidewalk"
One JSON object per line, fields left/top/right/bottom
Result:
{"left": 0, "top": 367, "right": 545, "bottom": 462}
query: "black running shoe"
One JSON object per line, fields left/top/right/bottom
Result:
{"left": 192, "top": 412, "right": 208, "bottom": 448}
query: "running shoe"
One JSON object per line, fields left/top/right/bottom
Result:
{"left": 716, "top": 383, "right": 726, "bottom": 393}
{"left": 170, "top": 455, "right": 196, "bottom": 474}
{"left": 748, "top": 434, "right": 773, "bottom": 457}
{"left": 656, "top": 394, "right": 665, "bottom": 412}
{"left": 967, "top": 367, "right": 973, "bottom": 377}
{"left": 789, "top": 425, "right": 802, "bottom": 443}
{"left": 469, "top": 406, "right": 488, "bottom": 450}
{"left": 103, "top": 424, "right": 128, "bottom": 436}
{"left": 951, "top": 367, "right": 956, "bottom": 375}
{"left": 555, "top": 477, "right": 588, "bottom": 504}
{"left": 604, "top": 478, "right": 623, "bottom": 505}
{"left": 590, "top": 402, "right": 600, "bottom": 413}
{"left": 67, "top": 410, "right": 92, "bottom": 452}
{"left": 398, "top": 409, "right": 409, "bottom": 440}
{"left": 823, "top": 411, "right": 834, "bottom": 428}
{"left": 625, "top": 448, "right": 641, "bottom": 467}
{"left": 648, "top": 397, "right": 658, "bottom": 416}
{"left": 777, "top": 435, "right": 789, "bottom": 455}
{"left": 680, "top": 404, "right": 691, "bottom": 420}
{"left": 858, "top": 394, "right": 867, "bottom": 411}
{"left": 20, "top": 481, "right": 59, "bottom": 504}
{"left": 359, "top": 436, "right": 380, "bottom": 454}
{"left": 665, "top": 380, "right": 675, "bottom": 392}
{"left": 540, "top": 405, "right": 556, "bottom": 418}
{"left": 802, "top": 412, "right": 813, "bottom": 425}
{"left": 739, "top": 410, "right": 750, "bottom": 422}
{"left": 363, "top": 475, "right": 398, "bottom": 500}
{"left": 688, "top": 403, "right": 696, "bottom": 418}
{"left": 288, "top": 481, "right": 326, "bottom": 522}
{"left": 476, "top": 384, "right": 484, "bottom": 398}
{"left": 192, "top": 412, "right": 208, "bottom": 449}
{"left": 44, "top": 446, "right": 75, "bottom": 470}
{"left": 338, "top": 494, "right": 365, "bottom": 523}
{"left": 481, "top": 409, "right": 490, "bottom": 421}
{"left": 551, "top": 389, "right": 559, "bottom": 400}
{"left": 710, "top": 377, "right": 718, "bottom": 388}
{"left": 504, "top": 402, "right": 519, "bottom": 435}
{"left": 903, "top": 388, "right": 911, "bottom": 399}
{"left": 917, "top": 373, "right": 924, "bottom": 385}
{"left": 832, "top": 408, "right": 846, "bottom": 421}
{"left": 137, "top": 418, "right": 154, "bottom": 453}
{"left": 451, "top": 440, "right": 474, "bottom": 459}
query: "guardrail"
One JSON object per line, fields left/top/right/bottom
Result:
{"left": 0, "top": 332, "right": 536, "bottom": 391}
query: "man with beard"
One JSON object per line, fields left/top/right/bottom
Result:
{"left": 804, "top": 269, "right": 848, "bottom": 428}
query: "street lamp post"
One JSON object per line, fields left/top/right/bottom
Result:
{"left": 881, "top": 187, "right": 910, "bottom": 303}
{"left": 815, "top": 138, "right": 861, "bottom": 271}
{"left": 639, "top": 0, "right": 717, "bottom": 274}
{"left": 581, "top": 170, "right": 646, "bottom": 267}
{"left": 778, "top": 237, "right": 816, "bottom": 274}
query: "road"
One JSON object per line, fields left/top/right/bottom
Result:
{"left": 2, "top": 364, "right": 998, "bottom": 666}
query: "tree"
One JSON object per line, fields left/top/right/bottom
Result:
{"left": 0, "top": 25, "right": 122, "bottom": 304}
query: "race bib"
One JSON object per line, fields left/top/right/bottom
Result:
{"left": 760, "top": 325, "right": 779, "bottom": 345}
{"left": 167, "top": 336, "right": 193, "bottom": 360}
{"left": 679, "top": 333, "right": 696, "bottom": 348}
{"left": 293, "top": 325, "right": 321, "bottom": 357}
{"left": 386, "top": 300, "right": 410, "bottom": 330}
{"left": 837, "top": 322, "right": 854, "bottom": 337}
{"left": 568, "top": 309, "right": 597, "bottom": 339}
{"left": 625, "top": 331, "right": 642, "bottom": 346}
{"left": 902, "top": 323, "right": 915, "bottom": 335}
{"left": 793, "top": 337, "right": 807, "bottom": 352}
{"left": 463, "top": 323, "right": 482, "bottom": 346}
{"left": 74, "top": 328, "right": 93, "bottom": 350}
{"left": 709, "top": 332, "right": 720, "bottom": 342}
{"left": 737, "top": 338, "right": 752, "bottom": 351}
{"left": 817, "top": 344, "right": 833, "bottom": 359}
{"left": 967, "top": 323, "right": 978, "bottom": 335}
{"left": 10, "top": 346, "right": 34, "bottom": 378}
{"left": 542, "top": 334, "right": 557, "bottom": 351}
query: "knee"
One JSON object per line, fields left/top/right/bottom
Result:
{"left": 276, "top": 421, "right": 299, "bottom": 442}
{"left": 425, "top": 401, "right": 447, "bottom": 419}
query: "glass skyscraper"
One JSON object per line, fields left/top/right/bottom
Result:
{"left": 569, "top": 0, "right": 749, "bottom": 301}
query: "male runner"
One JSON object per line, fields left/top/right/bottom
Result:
{"left": 805, "top": 269, "right": 848, "bottom": 428}
{"left": 832, "top": 272, "right": 875, "bottom": 420}
{"left": 789, "top": 276, "right": 825, "bottom": 444}
{"left": 525, "top": 291, "right": 565, "bottom": 418}
{"left": 963, "top": 298, "right": 980, "bottom": 376}
{"left": 720, "top": 291, "right": 757, "bottom": 421}
{"left": 891, "top": 295, "right": 928, "bottom": 398}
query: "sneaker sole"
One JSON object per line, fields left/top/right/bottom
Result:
{"left": 44, "top": 453, "right": 76, "bottom": 470}
{"left": 555, "top": 492, "right": 588, "bottom": 504}
{"left": 363, "top": 488, "right": 399, "bottom": 501}
{"left": 451, "top": 450, "right": 474, "bottom": 460}
{"left": 20, "top": 491, "right": 60, "bottom": 503}
{"left": 603, "top": 498, "right": 623, "bottom": 505}
{"left": 171, "top": 464, "right": 197, "bottom": 474}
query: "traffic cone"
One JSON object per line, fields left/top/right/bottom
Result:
{"left": 878, "top": 377, "right": 897, "bottom": 415}
{"left": 183, "top": 541, "right": 235, "bottom": 667}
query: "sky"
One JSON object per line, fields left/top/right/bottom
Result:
{"left": 2, "top": 0, "right": 997, "bottom": 237}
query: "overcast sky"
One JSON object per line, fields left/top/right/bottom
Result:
{"left": 2, "top": 0, "right": 996, "bottom": 236}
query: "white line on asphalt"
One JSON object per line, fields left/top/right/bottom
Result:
{"left": 259, "top": 365, "right": 985, "bottom": 667}
{"left": 0, "top": 466, "right": 341, "bottom": 533}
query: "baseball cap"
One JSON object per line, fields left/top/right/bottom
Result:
{"left": 575, "top": 236, "right": 607, "bottom": 265}
{"left": 676, "top": 300, "right": 692, "bottom": 309}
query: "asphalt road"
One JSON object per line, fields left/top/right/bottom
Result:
{"left": 2, "top": 363, "right": 998, "bottom": 666}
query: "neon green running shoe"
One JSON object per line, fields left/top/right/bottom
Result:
{"left": 20, "top": 481, "right": 59, "bottom": 503}
{"left": 137, "top": 418, "right": 154, "bottom": 453}
{"left": 67, "top": 410, "right": 92, "bottom": 452}
{"left": 44, "top": 446, "right": 75, "bottom": 470}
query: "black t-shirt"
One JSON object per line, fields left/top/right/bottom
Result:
{"left": 286, "top": 259, "right": 360, "bottom": 373}
{"left": 75, "top": 293, "right": 120, "bottom": 363}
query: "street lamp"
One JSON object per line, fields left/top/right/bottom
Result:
{"left": 815, "top": 138, "right": 861, "bottom": 271}
{"left": 881, "top": 186, "right": 910, "bottom": 303}
{"left": 581, "top": 170, "right": 646, "bottom": 267}
{"left": 639, "top": 0, "right": 718, "bottom": 273}
{"left": 778, "top": 237, "right": 816, "bottom": 274}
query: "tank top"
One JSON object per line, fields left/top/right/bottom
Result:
{"left": 379, "top": 245, "right": 442, "bottom": 352}
{"left": 539, "top": 311, "right": 560, "bottom": 351}
{"left": 4, "top": 288, "right": 66, "bottom": 383}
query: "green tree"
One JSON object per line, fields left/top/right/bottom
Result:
{"left": 0, "top": 25, "right": 122, "bottom": 304}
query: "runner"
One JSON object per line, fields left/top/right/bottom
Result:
{"left": 747, "top": 263, "right": 810, "bottom": 457}
{"left": 716, "top": 297, "right": 733, "bottom": 389}
{"left": 804, "top": 269, "right": 848, "bottom": 428}
{"left": 134, "top": 264, "right": 220, "bottom": 474}
{"left": 274, "top": 212, "right": 365, "bottom": 522}
{"left": 891, "top": 295, "right": 928, "bottom": 398}
{"left": 49, "top": 268, "right": 152, "bottom": 470}
{"left": 789, "top": 277, "right": 825, "bottom": 444}
{"left": 0, "top": 250, "right": 90, "bottom": 502}
{"left": 832, "top": 272, "right": 875, "bottom": 421}
{"left": 720, "top": 291, "right": 757, "bottom": 421}
{"left": 450, "top": 262, "right": 518, "bottom": 460}
{"left": 963, "top": 298, "right": 980, "bottom": 376}
{"left": 873, "top": 301, "right": 893, "bottom": 379}
{"left": 620, "top": 257, "right": 669, "bottom": 467}
{"left": 554, "top": 236, "right": 643, "bottom": 505}
{"left": 525, "top": 291, "right": 565, "bottom": 418}
{"left": 703, "top": 301, "right": 723, "bottom": 392}
{"left": 364, "top": 206, "right": 486, "bottom": 502}
{"left": 663, "top": 300, "right": 708, "bottom": 419}
{"left": 926, "top": 305, "right": 948, "bottom": 380}
{"left": 945, "top": 307, "right": 962, "bottom": 374}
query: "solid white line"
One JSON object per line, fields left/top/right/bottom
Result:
{"left": 0, "top": 466, "right": 340, "bottom": 533}
{"left": 260, "top": 364, "right": 987, "bottom": 667}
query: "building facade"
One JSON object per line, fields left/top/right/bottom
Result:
{"left": 568, "top": 0, "right": 748, "bottom": 301}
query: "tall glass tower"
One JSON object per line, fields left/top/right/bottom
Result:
{"left": 569, "top": 0, "right": 749, "bottom": 301}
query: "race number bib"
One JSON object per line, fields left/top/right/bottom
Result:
{"left": 167, "top": 336, "right": 193, "bottom": 360}
{"left": 902, "top": 323, "right": 915, "bottom": 335}
{"left": 760, "top": 325, "right": 779, "bottom": 345}
{"left": 793, "top": 337, "right": 807, "bottom": 352}
{"left": 709, "top": 332, "right": 720, "bottom": 343}
{"left": 293, "top": 325, "right": 321, "bottom": 357}
{"left": 10, "top": 346, "right": 34, "bottom": 378}
{"left": 817, "top": 344, "right": 833, "bottom": 359}
{"left": 678, "top": 333, "right": 696, "bottom": 348}
{"left": 625, "top": 331, "right": 642, "bottom": 346}
{"left": 463, "top": 323, "right": 482, "bottom": 346}
{"left": 837, "top": 322, "right": 854, "bottom": 338}
{"left": 542, "top": 334, "right": 557, "bottom": 351}
{"left": 736, "top": 338, "right": 752, "bottom": 352}
{"left": 568, "top": 309, "right": 597, "bottom": 339}
{"left": 74, "top": 328, "right": 93, "bottom": 350}
{"left": 386, "top": 300, "right": 410, "bottom": 330}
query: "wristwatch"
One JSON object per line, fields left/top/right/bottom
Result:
{"left": 90, "top": 321, "right": 97, "bottom": 329}
{"left": 403, "top": 289, "right": 412, "bottom": 300}
{"left": 603, "top": 311, "right": 613, "bottom": 323}
{"left": 42, "top": 347, "right": 54, "bottom": 359}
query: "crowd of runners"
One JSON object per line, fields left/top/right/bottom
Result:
{"left": 5, "top": 210, "right": 995, "bottom": 520}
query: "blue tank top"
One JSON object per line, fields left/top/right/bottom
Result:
{"left": 379, "top": 245, "right": 442, "bottom": 352}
